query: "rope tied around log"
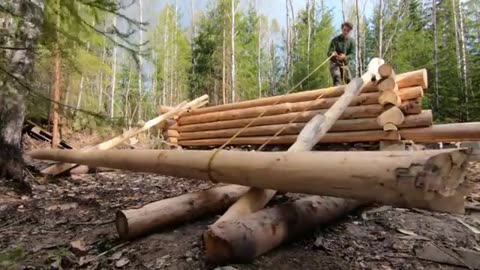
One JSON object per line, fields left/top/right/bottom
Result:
{"left": 206, "top": 54, "right": 336, "bottom": 182}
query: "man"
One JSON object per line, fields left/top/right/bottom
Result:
{"left": 327, "top": 22, "right": 355, "bottom": 86}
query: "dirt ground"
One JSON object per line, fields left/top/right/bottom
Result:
{"left": 1, "top": 138, "right": 480, "bottom": 269}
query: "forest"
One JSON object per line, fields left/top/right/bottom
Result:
{"left": 3, "top": 0, "right": 478, "bottom": 135}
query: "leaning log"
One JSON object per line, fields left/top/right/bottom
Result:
{"left": 177, "top": 122, "right": 480, "bottom": 146}
{"left": 41, "top": 95, "right": 208, "bottom": 176}
{"left": 178, "top": 96, "right": 422, "bottom": 133}
{"left": 182, "top": 69, "right": 428, "bottom": 116}
{"left": 204, "top": 196, "right": 363, "bottom": 263}
{"left": 116, "top": 185, "right": 249, "bottom": 240}
{"left": 28, "top": 148, "right": 471, "bottom": 213}
{"left": 178, "top": 87, "right": 422, "bottom": 126}
{"left": 178, "top": 110, "right": 432, "bottom": 141}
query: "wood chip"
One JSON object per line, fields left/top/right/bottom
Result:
{"left": 70, "top": 239, "right": 89, "bottom": 256}
{"left": 454, "top": 217, "right": 480, "bottom": 234}
{"left": 115, "top": 257, "right": 130, "bottom": 268}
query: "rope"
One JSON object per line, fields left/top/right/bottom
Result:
{"left": 206, "top": 54, "right": 334, "bottom": 181}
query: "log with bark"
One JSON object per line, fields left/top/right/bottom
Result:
{"left": 28, "top": 148, "right": 473, "bottom": 213}
{"left": 40, "top": 95, "right": 208, "bottom": 176}
{"left": 178, "top": 95, "right": 422, "bottom": 133}
{"left": 116, "top": 185, "right": 249, "bottom": 240}
{"left": 181, "top": 69, "right": 428, "bottom": 117}
{"left": 204, "top": 196, "right": 363, "bottom": 263}
{"left": 177, "top": 122, "right": 480, "bottom": 146}
{"left": 178, "top": 110, "right": 432, "bottom": 141}
{"left": 178, "top": 87, "right": 422, "bottom": 126}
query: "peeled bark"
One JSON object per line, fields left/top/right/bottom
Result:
{"left": 182, "top": 69, "right": 428, "bottom": 117}
{"left": 178, "top": 87, "right": 422, "bottom": 126}
{"left": 178, "top": 95, "right": 423, "bottom": 133}
{"left": 178, "top": 110, "right": 432, "bottom": 141}
{"left": 177, "top": 123, "right": 480, "bottom": 146}
{"left": 28, "top": 148, "right": 472, "bottom": 213}
{"left": 116, "top": 185, "right": 249, "bottom": 240}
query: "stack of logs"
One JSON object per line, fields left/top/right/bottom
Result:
{"left": 168, "top": 68, "right": 432, "bottom": 147}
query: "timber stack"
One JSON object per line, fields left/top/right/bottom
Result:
{"left": 168, "top": 68, "right": 476, "bottom": 147}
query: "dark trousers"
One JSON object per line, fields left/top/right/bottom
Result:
{"left": 330, "top": 62, "right": 352, "bottom": 86}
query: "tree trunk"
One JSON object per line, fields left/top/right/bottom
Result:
{"left": 28, "top": 148, "right": 472, "bottom": 214}
{"left": 110, "top": 16, "right": 118, "bottom": 119}
{"left": 231, "top": 0, "right": 236, "bottom": 103}
{"left": 50, "top": 46, "right": 61, "bottom": 148}
{"left": 378, "top": 0, "right": 384, "bottom": 57}
{"left": 138, "top": 0, "right": 144, "bottom": 120}
{"left": 0, "top": 0, "right": 44, "bottom": 191}
{"left": 432, "top": 0, "right": 439, "bottom": 111}
{"left": 116, "top": 185, "right": 249, "bottom": 240}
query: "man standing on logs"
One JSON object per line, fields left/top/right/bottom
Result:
{"left": 328, "top": 22, "right": 355, "bottom": 86}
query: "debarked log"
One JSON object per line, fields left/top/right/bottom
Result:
{"left": 28, "top": 148, "right": 471, "bottom": 214}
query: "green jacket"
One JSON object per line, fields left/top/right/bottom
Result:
{"left": 327, "top": 34, "right": 355, "bottom": 64}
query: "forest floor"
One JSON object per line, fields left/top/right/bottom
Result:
{"left": 1, "top": 136, "right": 480, "bottom": 269}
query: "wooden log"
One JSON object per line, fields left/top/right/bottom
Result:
{"left": 40, "top": 95, "right": 208, "bottom": 176}
{"left": 215, "top": 58, "right": 385, "bottom": 223}
{"left": 178, "top": 87, "right": 423, "bottom": 126}
{"left": 177, "top": 122, "right": 480, "bottom": 146}
{"left": 377, "top": 105, "right": 405, "bottom": 130}
{"left": 379, "top": 90, "right": 402, "bottom": 106}
{"left": 377, "top": 77, "right": 398, "bottom": 92}
{"left": 204, "top": 196, "right": 363, "bottom": 263}
{"left": 166, "top": 137, "right": 178, "bottom": 144}
{"left": 177, "top": 94, "right": 423, "bottom": 133}
{"left": 28, "top": 148, "right": 472, "bottom": 213}
{"left": 116, "top": 185, "right": 250, "bottom": 240}
{"left": 178, "top": 110, "right": 432, "bottom": 141}
{"left": 164, "top": 129, "right": 179, "bottom": 138}
{"left": 182, "top": 69, "right": 428, "bottom": 117}
{"left": 378, "top": 63, "right": 395, "bottom": 78}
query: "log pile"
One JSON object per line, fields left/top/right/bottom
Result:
{"left": 175, "top": 69, "right": 429, "bottom": 147}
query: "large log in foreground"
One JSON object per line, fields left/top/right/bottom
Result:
{"left": 204, "top": 196, "right": 363, "bottom": 263}
{"left": 28, "top": 148, "right": 472, "bottom": 213}
{"left": 178, "top": 87, "right": 423, "bottom": 125}
{"left": 178, "top": 97, "right": 423, "bottom": 133}
{"left": 178, "top": 110, "right": 432, "bottom": 141}
{"left": 116, "top": 185, "right": 249, "bottom": 240}
{"left": 182, "top": 69, "right": 428, "bottom": 117}
{"left": 178, "top": 122, "right": 480, "bottom": 146}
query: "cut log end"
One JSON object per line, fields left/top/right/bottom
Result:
{"left": 204, "top": 228, "right": 237, "bottom": 263}
{"left": 115, "top": 211, "right": 129, "bottom": 240}
{"left": 378, "top": 78, "right": 398, "bottom": 92}
{"left": 383, "top": 123, "right": 398, "bottom": 131}
{"left": 378, "top": 63, "right": 395, "bottom": 78}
